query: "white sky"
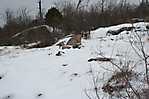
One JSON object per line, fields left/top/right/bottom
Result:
{"left": 0, "top": 0, "right": 140, "bottom": 27}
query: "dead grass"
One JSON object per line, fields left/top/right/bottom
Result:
{"left": 102, "top": 70, "right": 136, "bottom": 95}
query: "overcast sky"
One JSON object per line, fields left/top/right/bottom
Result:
{"left": 0, "top": 0, "right": 140, "bottom": 26}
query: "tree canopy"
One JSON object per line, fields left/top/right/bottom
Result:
{"left": 45, "top": 7, "right": 63, "bottom": 30}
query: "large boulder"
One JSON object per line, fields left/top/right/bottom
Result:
{"left": 67, "top": 34, "right": 82, "bottom": 46}
{"left": 56, "top": 34, "right": 82, "bottom": 49}
{"left": 11, "top": 25, "right": 62, "bottom": 48}
{"left": 107, "top": 26, "right": 134, "bottom": 35}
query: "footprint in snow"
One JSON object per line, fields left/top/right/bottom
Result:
{"left": 48, "top": 53, "right": 52, "bottom": 56}
{"left": 69, "top": 73, "right": 80, "bottom": 81}
{"left": 36, "top": 93, "right": 44, "bottom": 98}
{"left": 62, "top": 64, "right": 68, "bottom": 67}
{"left": 2, "top": 94, "right": 14, "bottom": 99}
{"left": 0, "top": 76, "right": 3, "bottom": 80}
{"left": 0, "top": 74, "right": 5, "bottom": 80}
{"left": 37, "top": 93, "right": 43, "bottom": 97}
{"left": 71, "top": 73, "right": 79, "bottom": 76}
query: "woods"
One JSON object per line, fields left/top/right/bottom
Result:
{"left": 0, "top": 0, "right": 149, "bottom": 46}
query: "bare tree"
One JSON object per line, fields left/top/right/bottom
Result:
{"left": 100, "top": 0, "right": 106, "bottom": 13}
{"left": 97, "top": 0, "right": 108, "bottom": 13}
{"left": 4, "top": 9, "right": 15, "bottom": 25}
{"left": 38, "top": 0, "right": 43, "bottom": 20}
{"left": 16, "top": 8, "right": 31, "bottom": 26}
{"left": 76, "top": 0, "right": 90, "bottom": 10}
{"left": 129, "top": 26, "right": 149, "bottom": 86}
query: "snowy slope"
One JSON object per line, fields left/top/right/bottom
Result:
{"left": 0, "top": 22, "right": 149, "bottom": 99}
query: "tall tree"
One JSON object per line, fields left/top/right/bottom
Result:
{"left": 98, "top": 0, "right": 107, "bottom": 13}
{"left": 45, "top": 7, "right": 63, "bottom": 32}
{"left": 38, "top": 0, "right": 43, "bottom": 20}
{"left": 76, "top": 0, "right": 90, "bottom": 10}
{"left": 16, "top": 8, "right": 31, "bottom": 26}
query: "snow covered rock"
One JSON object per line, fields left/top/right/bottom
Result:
{"left": 11, "top": 25, "right": 63, "bottom": 48}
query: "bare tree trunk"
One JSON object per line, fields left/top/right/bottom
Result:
{"left": 76, "top": 0, "right": 83, "bottom": 10}
{"left": 38, "top": 0, "right": 43, "bottom": 24}
{"left": 76, "top": 0, "right": 90, "bottom": 10}
{"left": 101, "top": 0, "right": 105, "bottom": 13}
{"left": 4, "top": 9, "right": 14, "bottom": 25}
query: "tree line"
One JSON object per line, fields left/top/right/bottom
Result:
{"left": 0, "top": 0, "right": 149, "bottom": 45}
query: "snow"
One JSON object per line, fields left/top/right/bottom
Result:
{"left": 0, "top": 22, "right": 149, "bottom": 99}
{"left": 55, "top": 37, "right": 72, "bottom": 45}
{"left": 12, "top": 25, "right": 53, "bottom": 38}
{"left": 25, "top": 41, "right": 41, "bottom": 48}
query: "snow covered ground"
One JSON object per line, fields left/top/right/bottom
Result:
{"left": 0, "top": 22, "right": 149, "bottom": 99}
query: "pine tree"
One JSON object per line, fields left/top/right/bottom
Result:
{"left": 45, "top": 7, "right": 63, "bottom": 32}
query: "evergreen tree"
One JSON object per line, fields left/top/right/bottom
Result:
{"left": 45, "top": 7, "right": 63, "bottom": 32}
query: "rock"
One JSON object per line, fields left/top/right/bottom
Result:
{"left": 107, "top": 27, "right": 134, "bottom": 35}
{"left": 11, "top": 25, "right": 63, "bottom": 48}
{"left": 56, "top": 51, "right": 64, "bottom": 56}
{"left": 62, "top": 45, "right": 71, "bottom": 49}
{"left": 82, "top": 31, "right": 91, "bottom": 39}
{"left": 67, "top": 34, "right": 81, "bottom": 46}
{"left": 146, "top": 25, "right": 149, "bottom": 29}
{"left": 56, "top": 41, "right": 65, "bottom": 48}
{"left": 88, "top": 57, "right": 112, "bottom": 62}
{"left": 72, "top": 44, "right": 81, "bottom": 49}
{"left": 131, "top": 18, "right": 144, "bottom": 23}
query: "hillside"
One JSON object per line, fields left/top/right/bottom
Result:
{"left": 0, "top": 22, "right": 149, "bottom": 99}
